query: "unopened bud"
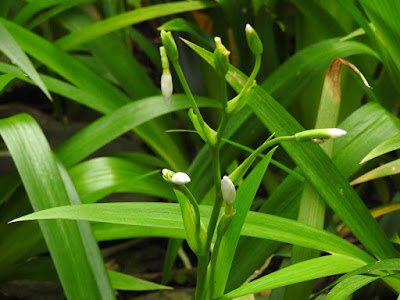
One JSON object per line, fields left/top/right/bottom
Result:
{"left": 160, "top": 47, "right": 173, "bottom": 104}
{"left": 160, "top": 30, "right": 179, "bottom": 62}
{"left": 171, "top": 172, "right": 191, "bottom": 185}
{"left": 221, "top": 175, "right": 236, "bottom": 206}
{"left": 188, "top": 109, "right": 218, "bottom": 146}
{"left": 214, "top": 37, "right": 230, "bottom": 77}
{"left": 161, "top": 72, "right": 173, "bottom": 104}
{"left": 295, "top": 128, "right": 347, "bottom": 142}
{"left": 245, "top": 24, "right": 263, "bottom": 55}
{"left": 162, "top": 169, "right": 190, "bottom": 185}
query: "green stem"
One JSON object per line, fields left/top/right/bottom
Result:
{"left": 172, "top": 61, "right": 207, "bottom": 129}
{"left": 229, "top": 135, "right": 295, "bottom": 185}
{"left": 207, "top": 232, "right": 223, "bottom": 299}
{"left": 205, "top": 146, "right": 223, "bottom": 250}
{"left": 177, "top": 185, "right": 200, "bottom": 216}
{"left": 195, "top": 254, "right": 209, "bottom": 300}
{"left": 243, "top": 54, "right": 261, "bottom": 91}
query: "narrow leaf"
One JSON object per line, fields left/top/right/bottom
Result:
{"left": 108, "top": 270, "right": 172, "bottom": 291}
{"left": 56, "top": 1, "right": 217, "bottom": 50}
{"left": 0, "top": 73, "right": 20, "bottom": 93}
{"left": 1, "top": 114, "right": 114, "bottom": 299}
{"left": 10, "top": 202, "right": 373, "bottom": 263}
{"left": 210, "top": 147, "right": 277, "bottom": 297}
{"left": 361, "top": 132, "right": 400, "bottom": 163}
{"left": 326, "top": 275, "right": 380, "bottom": 300}
{"left": 0, "top": 23, "right": 51, "bottom": 100}
{"left": 351, "top": 158, "right": 400, "bottom": 185}
{"left": 55, "top": 95, "right": 220, "bottom": 167}
{"left": 218, "top": 255, "right": 366, "bottom": 300}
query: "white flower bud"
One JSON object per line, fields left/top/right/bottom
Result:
{"left": 161, "top": 71, "right": 173, "bottom": 105}
{"left": 171, "top": 172, "right": 191, "bottom": 185}
{"left": 327, "top": 128, "right": 347, "bottom": 138}
{"left": 221, "top": 175, "right": 236, "bottom": 206}
{"left": 295, "top": 128, "right": 347, "bottom": 142}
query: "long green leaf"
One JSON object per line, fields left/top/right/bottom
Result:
{"left": 360, "top": 132, "right": 400, "bottom": 163}
{"left": 358, "top": 1, "right": 400, "bottom": 90}
{"left": 10, "top": 202, "right": 373, "bottom": 263}
{"left": 0, "top": 23, "right": 51, "bottom": 100}
{"left": 27, "top": 0, "right": 96, "bottom": 29}
{"left": 56, "top": 1, "right": 217, "bottom": 50}
{"left": 351, "top": 158, "right": 400, "bottom": 186}
{"left": 218, "top": 255, "right": 366, "bottom": 300}
{"left": 69, "top": 157, "right": 173, "bottom": 203}
{"left": 57, "top": 8, "right": 158, "bottom": 99}
{"left": 108, "top": 270, "right": 172, "bottom": 291}
{"left": 210, "top": 147, "right": 277, "bottom": 297}
{"left": 55, "top": 95, "right": 220, "bottom": 167}
{"left": 326, "top": 275, "right": 380, "bottom": 300}
{"left": 184, "top": 39, "right": 399, "bottom": 260}
{"left": 0, "top": 17, "right": 128, "bottom": 113}
{"left": 1, "top": 114, "right": 114, "bottom": 300}
{"left": 310, "top": 258, "right": 400, "bottom": 300}
{"left": 0, "top": 62, "right": 113, "bottom": 113}
{"left": 13, "top": 0, "right": 93, "bottom": 25}
{"left": 8, "top": 257, "right": 172, "bottom": 291}
{"left": 0, "top": 74, "right": 20, "bottom": 93}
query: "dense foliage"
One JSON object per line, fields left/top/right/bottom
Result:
{"left": 0, "top": 1, "right": 400, "bottom": 299}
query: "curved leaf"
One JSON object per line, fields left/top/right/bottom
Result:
{"left": 55, "top": 95, "right": 220, "bottom": 167}
{"left": 69, "top": 157, "right": 173, "bottom": 203}
{"left": 210, "top": 147, "right": 277, "bottom": 297}
{"left": 1, "top": 114, "right": 114, "bottom": 300}
{"left": 0, "top": 74, "right": 20, "bottom": 93}
{"left": 0, "top": 23, "right": 51, "bottom": 100}
{"left": 108, "top": 270, "right": 172, "bottom": 291}
{"left": 361, "top": 132, "right": 400, "bottom": 163}
{"left": 56, "top": 1, "right": 217, "bottom": 50}
{"left": 217, "top": 255, "right": 366, "bottom": 300}
{"left": 326, "top": 275, "right": 380, "bottom": 300}
{"left": 351, "top": 158, "right": 400, "bottom": 185}
{"left": 10, "top": 202, "right": 373, "bottom": 263}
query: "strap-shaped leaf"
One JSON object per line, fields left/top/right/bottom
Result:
{"left": 11, "top": 202, "right": 373, "bottom": 263}
{"left": 55, "top": 95, "right": 219, "bottom": 167}
{"left": 1, "top": 114, "right": 114, "bottom": 299}
{"left": 217, "top": 255, "right": 366, "bottom": 300}
{"left": 210, "top": 147, "right": 277, "bottom": 297}
{"left": 56, "top": 1, "right": 217, "bottom": 50}
{"left": 0, "top": 23, "right": 51, "bottom": 100}
{"left": 360, "top": 132, "right": 400, "bottom": 163}
{"left": 8, "top": 257, "right": 172, "bottom": 291}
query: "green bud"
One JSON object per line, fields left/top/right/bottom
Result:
{"left": 160, "top": 46, "right": 170, "bottom": 71}
{"left": 160, "top": 30, "right": 179, "bottom": 62}
{"left": 217, "top": 210, "right": 236, "bottom": 236}
{"left": 295, "top": 128, "right": 347, "bottom": 142}
{"left": 214, "top": 37, "right": 230, "bottom": 77}
{"left": 225, "top": 80, "right": 255, "bottom": 114}
{"left": 188, "top": 109, "right": 218, "bottom": 146}
{"left": 174, "top": 187, "right": 207, "bottom": 256}
{"left": 162, "top": 169, "right": 191, "bottom": 185}
{"left": 245, "top": 24, "right": 263, "bottom": 55}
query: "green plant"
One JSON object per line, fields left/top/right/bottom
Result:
{"left": 0, "top": 1, "right": 400, "bottom": 300}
